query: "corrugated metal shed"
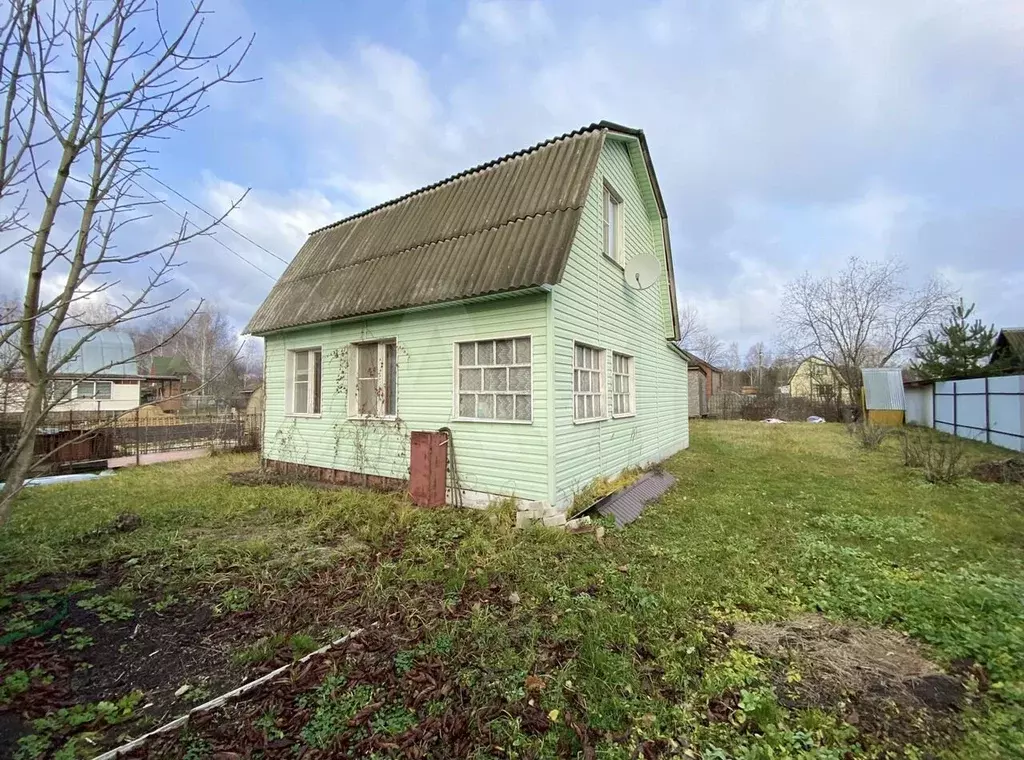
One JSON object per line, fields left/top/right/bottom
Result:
{"left": 49, "top": 327, "right": 138, "bottom": 376}
{"left": 861, "top": 368, "right": 905, "bottom": 410}
{"left": 246, "top": 122, "right": 666, "bottom": 335}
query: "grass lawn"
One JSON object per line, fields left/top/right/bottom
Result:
{"left": 1, "top": 421, "right": 1022, "bottom": 758}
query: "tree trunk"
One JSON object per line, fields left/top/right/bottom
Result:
{"left": 0, "top": 382, "right": 46, "bottom": 526}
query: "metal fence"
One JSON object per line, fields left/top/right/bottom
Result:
{"left": 909, "top": 374, "right": 1024, "bottom": 452}
{"left": 1, "top": 412, "right": 263, "bottom": 474}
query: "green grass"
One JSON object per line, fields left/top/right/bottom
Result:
{"left": 2, "top": 423, "right": 1023, "bottom": 758}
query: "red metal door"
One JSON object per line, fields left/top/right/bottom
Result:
{"left": 409, "top": 431, "right": 447, "bottom": 507}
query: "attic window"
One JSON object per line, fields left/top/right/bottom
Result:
{"left": 603, "top": 182, "right": 623, "bottom": 264}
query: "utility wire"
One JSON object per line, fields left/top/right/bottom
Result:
{"left": 135, "top": 168, "right": 291, "bottom": 265}
{"left": 33, "top": 100, "right": 285, "bottom": 280}
{"left": 132, "top": 182, "right": 278, "bottom": 280}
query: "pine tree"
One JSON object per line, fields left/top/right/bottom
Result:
{"left": 914, "top": 299, "right": 997, "bottom": 379}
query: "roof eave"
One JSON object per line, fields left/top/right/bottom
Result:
{"left": 246, "top": 285, "right": 553, "bottom": 337}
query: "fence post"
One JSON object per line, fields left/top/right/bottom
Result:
{"left": 135, "top": 407, "right": 140, "bottom": 466}
{"left": 952, "top": 381, "right": 958, "bottom": 437}
{"left": 984, "top": 377, "right": 990, "bottom": 444}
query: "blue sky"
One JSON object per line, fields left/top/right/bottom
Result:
{"left": 15, "top": 0, "right": 1023, "bottom": 352}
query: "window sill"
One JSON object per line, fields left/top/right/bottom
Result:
{"left": 603, "top": 253, "right": 625, "bottom": 270}
{"left": 452, "top": 417, "right": 533, "bottom": 425}
{"left": 573, "top": 416, "right": 608, "bottom": 425}
{"left": 347, "top": 415, "right": 398, "bottom": 423}
{"left": 286, "top": 413, "right": 322, "bottom": 419}
{"left": 611, "top": 412, "right": 636, "bottom": 419}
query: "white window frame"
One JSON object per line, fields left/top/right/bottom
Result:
{"left": 73, "top": 380, "right": 112, "bottom": 400}
{"left": 602, "top": 181, "right": 623, "bottom": 265}
{"left": 611, "top": 352, "right": 635, "bottom": 418}
{"left": 286, "top": 347, "right": 322, "bottom": 417}
{"left": 573, "top": 342, "right": 606, "bottom": 423}
{"left": 453, "top": 335, "right": 533, "bottom": 424}
{"left": 348, "top": 340, "right": 397, "bottom": 419}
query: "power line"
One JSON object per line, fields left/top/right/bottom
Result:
{"left": 136, "top": 168, "right": 291, "bottom": 265}
{"left": 34, "top": 100, "right": 285, "bottom": 280}
{"left": 132, "top": 181, "right": 278, "bottom": 280}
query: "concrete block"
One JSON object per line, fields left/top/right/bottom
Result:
{"left": 542, "top": 513, "right": 567, "bottom": 528}
{"left": 516, "top": 511, "right": 540, "bottom": 529}
{"left": 566, "top": 516, "right": 592, "bottom": 532}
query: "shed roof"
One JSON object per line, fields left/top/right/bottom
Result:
{"left": 50, "top": 327, "right": 138, "bottom": 377}
{"left": 246, "top": 121, "right": 670, "bottom": 335}
{"left": 150, "top": 355, "right": 193, "bottom": 377}
{"left": 676, "top": 346, "right": 722, "bottom": 373}
{"left": 861, "top": 367, "right": 905, "bottom": 410}
{"left": 994, "top": 328, "right": 1024, "bottom": 359}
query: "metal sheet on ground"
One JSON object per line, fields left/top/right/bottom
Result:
{"left": 597, "top": 471, "right": 676, "bottom": 527}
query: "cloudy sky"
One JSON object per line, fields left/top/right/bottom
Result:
{"left": 9, "top": 0, "right": 1023, "bottom": 353}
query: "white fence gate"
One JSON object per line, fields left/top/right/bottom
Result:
{"left": 906, "top": 374, "right": 1024, "bottom": 452}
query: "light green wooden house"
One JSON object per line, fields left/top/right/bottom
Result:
{"left": 247, "top": 121, "right": 689, "bottom": 507}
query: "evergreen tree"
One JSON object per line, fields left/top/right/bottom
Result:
{"left": 914, "top": 299, "right": 997, "bottom": 378}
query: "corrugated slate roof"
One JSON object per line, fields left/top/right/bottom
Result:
{"left": 246, "top": 122, "right": 649, "bottom": 335}
{"left": 49, "top": 327, "right": 138, "bottom": 377}
{"left": 996, "top": 328, "right": 1024, "bottom": 358}
{"left": 861, "top": 368, "right": 906, "bottom": 410}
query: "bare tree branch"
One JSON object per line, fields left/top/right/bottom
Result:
{"left": 0, "top": 0, "right": 252, "bottom": 526}
{"left": 777, "top": 257, "right": 956, "bottom": 396}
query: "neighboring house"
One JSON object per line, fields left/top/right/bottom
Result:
{"left": 1, "top": 327, "right": 140, "bottom": 415}
{"left": 247, "top": 121, "right": 689, "bottom": 507}
{"left": 140, "top": 355, "right": 198, "bottom": 412}
{"left": 786, "top": 357, "right": 852, "bottom": 403}
{"left": 992, "top": 329, "right": 1024, "bottom": 370}
{"left": 678, "top": 348, "right": 722, "bottom": 417}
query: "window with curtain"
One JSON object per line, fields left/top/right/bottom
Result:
{"left": 455, "top": 336, "right": 531, "bottom": 422}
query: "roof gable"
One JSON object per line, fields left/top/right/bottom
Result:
{"left": 247, "top": 122, "right": 667, "bottom": 335}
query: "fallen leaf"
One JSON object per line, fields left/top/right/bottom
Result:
{"left": 525, "top": 674, "right": 546, "bottom": 692}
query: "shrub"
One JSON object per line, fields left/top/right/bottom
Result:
{"left": 847, "top": 422, "right": 889, "bottom": 450}
{"left": 899, "top": 426, "right": 965, "bottom": 484}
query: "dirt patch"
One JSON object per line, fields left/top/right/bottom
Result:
{"left": 0, "top": 568, "right": 255, "bottom": 760}
{"left": 123, "top": 586, "right": 557, "bottom": 759}
{"left": 971, "top": 457, "right": 1024, "bottom": 485}
{"left": 732, "top": 615, "right": 968, "bottom": 749}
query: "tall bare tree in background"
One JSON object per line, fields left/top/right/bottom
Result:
{"left": 0, "top": 0, "right": 251, "bottom": 525}
{"left": 130, "top": 307, "right": 248, "bottom": 401}
{"left": 778, "top": 257, "right": 955, "bottom": 400}
{"left": 678, "top": 304, "right": 707, "bottom": 346}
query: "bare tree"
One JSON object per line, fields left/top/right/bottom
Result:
{"left": 130, "top": 306, "right": 245, "bottom": 400}
{"left": 693, "top": 333, "right": 725, "bottom": 367}
{"left": 778, "top": 257, "right": 955, "bottom": 399}
{"left": 0, "top": 0, "right": 252, "bottom": 525}
{"left": 678, "top": 303, "right": 708, "bottom": 346}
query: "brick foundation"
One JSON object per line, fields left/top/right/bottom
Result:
{"left": 262, "top": 458, "right": 407, "bottom": 493}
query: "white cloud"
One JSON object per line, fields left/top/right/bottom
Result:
{"left": 457, "top": 0, "right": 553, "bottom": 46}
{"left": 212, "top": 0, "right": 1024, "bottom": 342}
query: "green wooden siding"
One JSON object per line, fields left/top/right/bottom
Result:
{"left": 550, "top": 136, "right": 689, "bottom": 505}
{"left": 263, "top": 295, "right": 551, "bottom": 502}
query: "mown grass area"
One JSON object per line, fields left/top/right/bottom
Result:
{"left": 1, "top": 422, "right": 1023, "bottom": 758}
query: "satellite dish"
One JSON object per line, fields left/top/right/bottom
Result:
{"left": 624, "top": 253, "right": 661, "bottom": 290}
